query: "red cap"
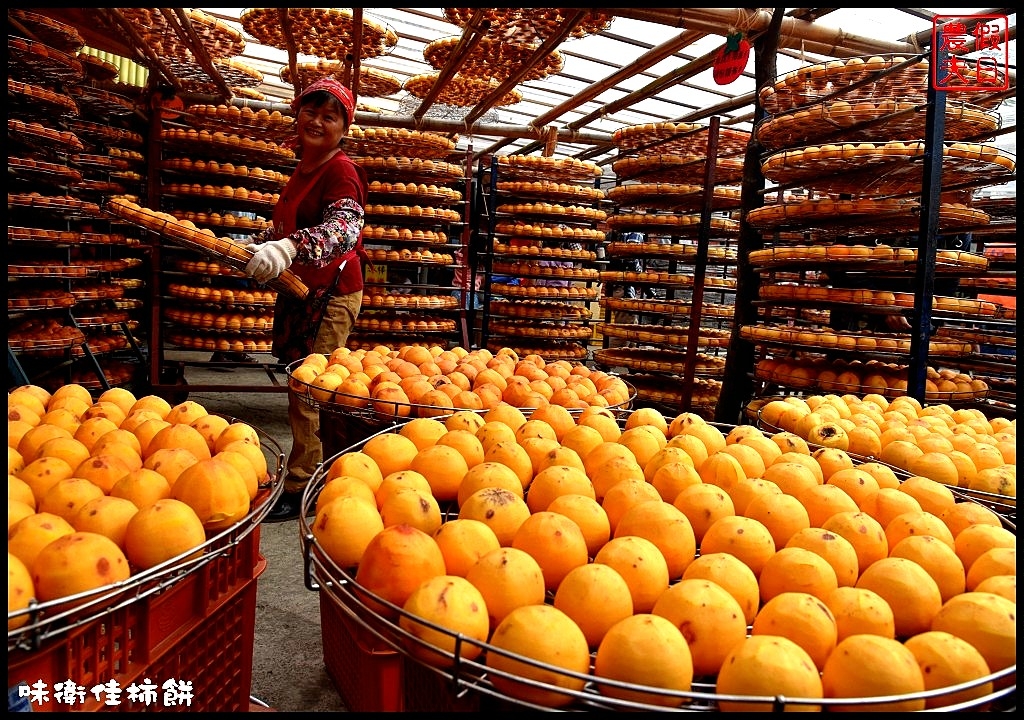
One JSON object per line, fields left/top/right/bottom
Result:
{"left": 291, "top": 77, "right": 356, "bottom": 122}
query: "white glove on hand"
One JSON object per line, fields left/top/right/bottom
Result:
{"left": 245, "top": 239, "right": 297, "bottom": 284}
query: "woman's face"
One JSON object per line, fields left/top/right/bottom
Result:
{"left": 296, "top": 97, "right": 347, "bottom": 154}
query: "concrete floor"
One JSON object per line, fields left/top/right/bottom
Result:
{"left": 181, "top": 354, "right": 349, "bottom": 712}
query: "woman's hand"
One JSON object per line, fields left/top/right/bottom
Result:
{"left": 246, "top": 239, "right": 297, "bottom": 283}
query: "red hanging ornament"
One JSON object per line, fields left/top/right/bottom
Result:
{"left": 713, "top": 31, "right": 751, "bottom": 85}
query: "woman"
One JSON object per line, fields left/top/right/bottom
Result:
{"left": 243, "top": 77, "right": 369, "bottom": 522}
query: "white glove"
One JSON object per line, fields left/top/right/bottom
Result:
{"left": 245, "top": 239, "right": 297, "bottom": 284}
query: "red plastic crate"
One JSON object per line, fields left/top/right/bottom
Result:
{"left": 401, "top": 656, "right": 482, "bottom": 712}
{"left": 8, "top": 529, "right": 265, "bottom": 713}
{"left": 319, "top": 591, "right": 403, "bottom": 712}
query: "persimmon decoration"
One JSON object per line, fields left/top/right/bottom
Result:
{"left": 714, "top": 32, "right": 751, "bottom": 85}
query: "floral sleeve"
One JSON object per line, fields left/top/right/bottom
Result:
{"left": 288, "top": 198, "right": 364, "bottom": 268}
{"left": 248, "top": 226, "right": 276, "bottom": 244}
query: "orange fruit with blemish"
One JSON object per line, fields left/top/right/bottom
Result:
{"left": 71, "top": 495, "right": 139, "bottom": 548}
{"left": 546, "top": 493, "right": 610, "bottom": 558}
{"left": 380, "top": 486, "right": 442, "bottom": 535}
{"left": 822, "top": 634, "right": 925, "bottom": 710}
{"left": 785, "top": 527, "right": 859, "bottom": 588}
{"left": 326, "top": 451, "right": 384, "bottom": 493}
{"left": 465, "top": 546, "right": 546, "bottom": 630}
{"left": 682, "top": 552, "right": 760, "bottom": 626}
{"left": 931, "top": 591, "right": 1017, "bottom": 675}
{"left": 486, "top": 604, "right": 591, "bottom": 708}
{"left": 443, "top": 410, "right": 486, "bottom": 434}
{"left": 856, "top": 556, "right": 943, "bottom": 638}
{"left": 38, "top": 476, "right": 106, "bottom": 523}
{"left": 825, "top": 468, "right": 879, "bottom": 506}
{"left": 758, "top": 547, "right": 838, "bottom": 605}
{"left": 399, "top": 417, "right": 448, "bottom": 450}
{"left": 823, "top": 585, "right": 895, "bottom": 641}
{"left": 593, "top": 534, "right": 670, "bottom": 614}
{"left": 142, "top": 447, "right": 200, "bottom": 488}
{"left": 652, "top": 577, "right": 747, "bottom": 678}
{"left": 170, "top": 457, "right": 251, "bottom": 531}
{"left": 797, "top": 484, "right": 859, "bottom": 529}
{"left": 8, "top": 511, "right": 75, "bottom": 570}
{"left": 20, "top": 423, "right": 74, "bottom": 464}
{"left": 614, "top": 500, "right": 696, "bottom": 580}
{"left": 458, "top": 487, "right": 531, "bottom": 546}
{"left": 483, "top": 440, "right": 534, "bottom": 491}
{"left": 311, "top": 495, "right": 384, "bottom": 568}
{"left": 904, "top": 630, "right": 994, "bottom": 709}
{"left": 672, "top": 483, "right": 735, "bottom": 545}
{"left": 528, "top": 403, "right": 576, "bottom": 442}
{"left": 555, "top": 562, "right": 634, "bottom": 649}
{"left": 457, "top": 461, "right": 523, "bottom": 506}
{"left": 526, "top": 465, "right": 594, "bottom": 513}
{"left": 109, "top": 468, "right": 171, "bottom": 509}
{"left": 885, "top": 509, "right": 955, "bottom": 551}
{"left": 74, "top": 454, "right": 135, "bottom": 494}
{"left": 511, "top": 510, "right": 589, "bottom": 591}
{"left": 752, "top": 591, "right": 838, "bottom": 671}
{"left": 432, "top": 518, "right": 501, "bottom": 577}
{"left": 31, "top": 532, "right": 131, "bottom": 608}
{"left": 821, "top": 510, "right": 888, "bottom": 576}
{"left": 362, "top": 432, "right": 419, "bottom": 479}
{"left": 716, "top": 635, "right": 823, "bottom": 712}
{"left": 594, "top": 613, "right": 694, "bottom": 707}
{"left": 727, "top": 476, "right": 781, "bottom": 516}
{"left": 18, "top": 455, "right": 76, "bottom": 500}
{"left": 316, "top": 475, "right": 378, "bottom": 514}
{"left": 519, "top": 437, "right": 561, "bottom": 477}
{"left": 700, "top": 518, "right": 778, "bottom": 581}
{"left": 889, "top": 534, "right": 966, "bottom": 602}
{"left": 164, "top": 400, "right": 208, "bottom": 426}
{"left": 400, "top": 574, "right": 490, "bottom": 667}
{"left": 475, "top": 420, "right": 517, "bottom": 453}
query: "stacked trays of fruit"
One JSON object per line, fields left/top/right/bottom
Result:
{"left": 8, "top": 383, "right": 286, "bottom": 712}
{"left": 297, "top": 397, "right": 1015, "bottom": 711}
